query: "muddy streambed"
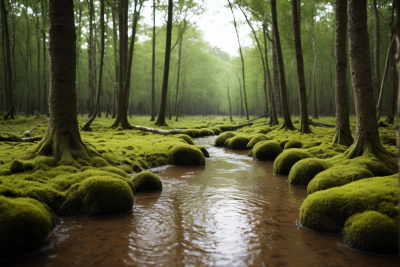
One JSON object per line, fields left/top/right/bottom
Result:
{"left": 4, "top": 136, "right": 399, "bottom": 266}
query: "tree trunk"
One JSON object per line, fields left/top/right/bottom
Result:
{"left": 237, "top": 73, "right": 244, "bottom": 118}
{"left": 346, "top": 0, "right": 395, "bottom": 171}
{"left": 228, "top": 85, "right": 232, "bottom": 122}
{"left": 312, "top": 13, "right": 318, "bottom": 120}
{"left": 385, "top": 36, "right": 397, "bottom": 124}
{"left": 291, "top": 0, "right": 311, "bottom": 133}
{"left": 155, "top": 0, "right": 173, "bottom": 126}
{"left": 271, "top": 0, "right": 295, "bottom": 130}
{"left": 271, "top": 28, "right": 281, "bottom": 117}
{"left": 36, "top": 13, "right": 41, "bottom": 116}
{"left": 333, "top": 0, "right": 353, "bottom": 147}
{"left": 111, "top": 2, "right": 118, "bottom": 120}
{"left": 373, "top": 0, "right": 380, "bottom": 102}
{"left": 174, "top": 25, "right": 184, "bottom": 122}
{"left": 228, "top": 0, "right": 249, "bottom": 120}
{"left": 41, "top": 0, "right": 47, "bottom": 114}
{"left": 88, "top": 0, "right": 94, "bottom": 118}
{"left": 1, "top": 0, "right": 15, "bottom": 120}
{"left": 82, "top": 0, "right": 105, "bottom": 131}
{"left": 150, "top": 0, "right": 156, "bottom": 121}
{"left": 26, "top": 0, "right": 103, "bottom": 165}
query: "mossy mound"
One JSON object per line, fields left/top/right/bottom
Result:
{"left": 66, "top": 176, "right": 134, "bottom": 216}
{"left": 253, "top": 141, "right": 283, "bottom": 161}
{"left": 284, "top": 140, "right": 302, "bottom": 149}
{"left": 246, "top": 134, "right": 270, "bottom": 149}
{"left": 192, "top": 129, "right": 202, "bottom": 138}
{"left": 279, "top": 140, "right": 289, "bottom": 149}
{"left": 288, "top": 158, "right": 332, "bottom": 185}
{"left": 174, "top": 134, "right": 194, "bottom": 145}
{"left": 0, "top": 196, "right": 54, "bottom": 258}
{"left": 10, "top": 160, "right": 34, "bottom": 173}
{"left": 227, "top": 136, "right": 249, "bottom": 150}
{"left": 209, "top": 127, "right": 222, "bottom": 135}
{"left": 219, "top": 125, "right": 232, "bottom": 132}
{"left": 343, "top": 211, "right": 398, "bottom": 255}
{"left": 195, "top": 145, "right": 210, "bottom": 158}
{"left": 300, "top": 175, "right": 399, "bottom": 233}
{"left": 131, "top": 171, "right": 162, "bottom": 192}
{"left": 307, "top": 165, "right": 374, "bottom": 194}
{"left": 200, "top": 128, "right": 215, "bottom": 136}
{"left": 183, "top": 129, "right": 196, "bottom": 138}
{"left": 168, "top": 144, "right": 205, "bottom": 166}
{"left": 214, "top": 131, "right": 236, "bottom": 147}
{"left": 273, "top": 149, "right": 314, "bottom": 175}
{"left": 339, "top": 156, "right": 393, "bottom": 177}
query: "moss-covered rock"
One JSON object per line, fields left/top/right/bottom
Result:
{"left": 209, "top": 127, "right": 222, "bottom": 135}
{"left": 131, "top": 171, "right": 162, "bottom": 192}
{"left": 246, "top": 134, "right": 270, "bottom": 149}
{"left": 66, "top": 176, "right": 134, "bottom": 216}
{"left": 300, "top": 175, "right": 399, "bottom": 233}
{"left": 192, "top": 129, "right": 202, "bottom": 138}
{"left": 194, "top": 145, "right": 209, "bottom": 158}
{"left": 279, "top": 140, "right": 289, "bottom": 149}
{"left": 284, "top": 140, "right": 302, "bottom": 149}
{"left": 307, "top": 165, "right": 374, "bottom": 194}
{"left": 168, "top": 144, "right": 205, "bottom": 166}
{"left": 253, "top": 141, "right": 283, "bottom": 161}
{"left": 273, "top": 149, "right": 313, "bottom": 175}
{"left": 288, "top": 158, "right": 332, "bottom": 185}
{"left": 10, "top": 160, "right": 34, "bottom": 173}
{"left": 0, "top": 196, "right": 54, "bottom": 258}
{"left": 215, "top": 131, "right": 236, "bottom": 147}
{"left": 227, "top": 136, "right": 249, "bottom": 150}
{"left": 200, "top": 128, "right": 215, "bottom": 136}
{"left": 183, "top": 129, "right": 196, "bottom": 138}
{"left": 343, "top": 211, "right": 398, "bottom": 255}
{"left": 174, "top": 134, "right": 194, "bottom": 145}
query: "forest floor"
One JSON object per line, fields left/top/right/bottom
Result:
{"left": 0, "top": 114, "right": 398, "bottom": 258}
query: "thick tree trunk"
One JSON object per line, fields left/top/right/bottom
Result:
{"left": 333, "top": 0, "right": 353, "bottom": 147}
{"left": 82, "top": 0, "right": 105, "bottom": 131}
{"left": 1, "top": 0, "right": 15, "bottom": 120}
{"left": 373, "top": 0, "right": 380, "bottom": 102}
{"left": 155, "top": 0, "right": 173, "bottom": 126}
{"left": 346, "top": 0, "right": 395, "bottom": 172}
{"left": 271, "top": 29, "right": 281, "bottom": 117}
{"left": 271, "top": 0, "right": 295, "bottom": 130}
{"left": 228, "top": 0, "right": 249, "bottom": 120}
{"left": 150, "top": 0, "right": 156, "bottom": 121}
{"left": 292, "top": 0, "right": 311, "bottom": 134}
{"left": 26, "top": 0, "right": 102, "bottom": 165}
{"left": 36, "top": 14, "right": 41, "bottom": 116}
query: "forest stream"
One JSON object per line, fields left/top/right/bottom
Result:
{"left": 3, "top": 136, "right": 399, "bottom": 267}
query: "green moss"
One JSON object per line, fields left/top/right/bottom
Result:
{"left": 174, "top": 134, "right": 194, "bottom": 145}
{"left": 273, "top": 149, "right": 314, "bottom": 175}
{"left": 66, "top": 177, "right": 134, "bottom": 216}
{"left": 246, "top": 134, "right": 270, "bottom": 149}
{"left": 343, "top": 211, "right": 398, "bottom": 255}
{"left": 200, "top": 128, "right": 215, "bottom": 136}
{"left": 288, "top": 158, "right": 332, "bottom": 185}
{"left": 10, "top": 160, "right": 34, "bottom": 173}
{"left": 279, "top": 140, "right": 289, "bottom": 149}
{"left": 307, "top": 165, "right": 374, "bottom": 194}
{"left": 284, "top": 140, "right": 302, "bottom": 149}
{"left": 219, "top": 125, "right": 232, "bottom": 132}
{"left": 215, "top": 131, "right": 236, "bottom": 147}
{"left": 300, "top": 175, "right": 399, "bottom": 233}
{"left": 183, "top": 129, "right": 195, "bottom": 138}
{"left": 194, "top": 145, "right": 210, "bottom": 158}
{"left": 192, "top": 129, "right": 202, "bottom": 138}
{"left": 168, "top": 144, "right": 205, "bottom": 166}
{"left": 131, "top": 171, "right": 162, "bottom": 192}
{"left": 253, "top": 141, "right": 283, "bottom": 161}
{"left": 0, "top": 196, "right": 54, "bottom": 258}
{"left": 227, "top": 136, "right": 249, "bottom": 150}
{"left": 209, "top": 127, "right": 222, "bottom": 135}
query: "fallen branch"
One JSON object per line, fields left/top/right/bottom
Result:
{"left": 308, "top": 119, "right": 335, "bottom": 128}
{"left": 23, "top": 124, "right": 38, "bottom": 136}
{"left": 247, "top": 114, "right": 269, "bottom": 122}
{"left": 231, "top": 122, "right": 254, "bottom": 130}
{"left": 0, "top": 133, "right": 43, "bottom": 142}
{"left": 133, "top": 126, "right": 184, "bottom": 135}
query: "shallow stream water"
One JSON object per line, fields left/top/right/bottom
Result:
{"left": 4, "top": 136, "right": 399, "bottom": 266}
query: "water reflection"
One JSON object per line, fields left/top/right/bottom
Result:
{"left": 4, "top": 136, "right": 398, "bottom": 266}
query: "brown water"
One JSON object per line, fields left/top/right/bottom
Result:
{"left": 4, "top": 136, "right": 399, "bottom": 266}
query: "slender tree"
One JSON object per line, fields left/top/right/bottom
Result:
{"left": 228, "top": 84, "right": 232, "bottom": 122}
{"left": 312, "top": 10, "right": 318, "bottom": 119}
{"left": 228, "top": 0, "right": 249, "bottom": 120}
{"left": 155, "top": 0, "right": 173, "bottom": 126}
{"left": 150, "top": 0, "right": 156, "bottom": 121}
{"left": 271, "top": 0, "right": 294, "bottom": 130}
{"left": 332, "top": 0, "right": 353, "bottom": 146}
{"left": 372, "top": 0, "right": 380, "bottom": 101}
{"left": 1, "top": 0, "right": 15, "bottom": 120}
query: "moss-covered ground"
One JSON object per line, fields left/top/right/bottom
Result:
{"left": 0, "top": 114, "right": 399, "bottom": 256}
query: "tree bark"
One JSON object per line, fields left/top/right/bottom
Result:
{"left": 291, "top": 0, "right": 311, "bottom": 134}
{"left": 155, "top": 0, "right": 173, "bottom": 126}
{"left": 174, "top": 23, "right": 185, "bottom": 122}
{"left": 312, "top": 13, "right": 318, "bottom": 119}
{"left": 346, "top": 0, "right": 395, "bottom": 171}
{"left": 1, "top": 0, "right": 15, "bottom": 120}
{"left": 373, "top": 0, "right": 380, "bottom": 102}
{"left": 41, "top": 0, "right": 47, "bottom": 114}
{"left": 386, "top": 35, "right": 397, "bottom": 124}
{"left": 111, "top": 2, "right": 118, "bottom": 119}
{"left": 228, "top": 85, "right": 232, "bottom": 122}
{"left": 271, "top": 0, "right": 294, "bottom": 130}
{"left": 150, "top": 0, "right": 156, "bottom": 121}
{"left": 228, "top": 0, "right": 249, "bottom": 120}
{"left": 333, "top": 0, "right": 353, "bottom": 147}
{"left": 271, "top": 28, "right": 281, "bottom": 117}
